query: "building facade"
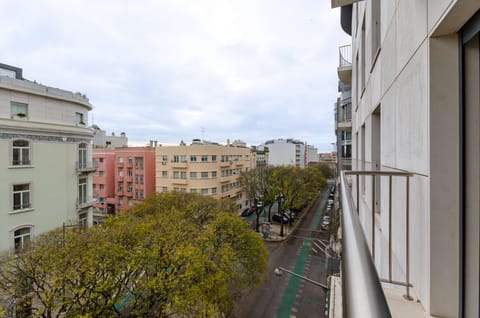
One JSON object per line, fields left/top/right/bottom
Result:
{"left": 92, "top": 125, "right": 128, "bottom": 148}
{"left": 257, "top": 138, "right": 306, "bottom": 168}
{"left": 155, "top": 139, "right": 253, "bottom": 209}
{"left": 0, "top": 63, "right": 95, "bottom": 252}
{"left": 335, "top": 72, "right": 352, "bottom": 170}
{"left": 332, "top": 1, "right": 480, "bottom": 317}
{"left": 93, "top": 147, "right": 155, "bottom": 214}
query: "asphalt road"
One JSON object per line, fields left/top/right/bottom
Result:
{"left": 232, "top": 189, "right": 339, "bottom": 318}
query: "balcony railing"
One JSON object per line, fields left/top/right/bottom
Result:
{"left": 339, "top": 44, "right": 352, "bottom": 67}
{"left": 340, "top": 168, "right": 415, "bottom": 317}
{"left": 76, "top": 161, "right": 99, "bottom": 173}
{"left": 76, "top": 197, "right": 96, "bottom": 209}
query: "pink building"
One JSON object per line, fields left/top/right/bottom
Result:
{"left": 93, "top": 147, "right": 156, "bottom": 214}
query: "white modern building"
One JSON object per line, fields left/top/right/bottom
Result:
{"left": 257, "top": 138, "right": 306, "bottom": 168}
{"left": 0, "top": 63, "right": 95, "bottom": 253}
{"left": 306, "top": 144, "right": 319, "bottom": 165}
{"left": 331, "top": 1, "right": 480, "bottom": 317}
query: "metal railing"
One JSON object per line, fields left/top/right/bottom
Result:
{"left": 340, "top": 168, "right": 415, "bottom": 317}
{"left": 76, "top": 161, "right": 99, "bottom": 172}
{"left": 339, "top": 44, "right": 352, "bottom": 67}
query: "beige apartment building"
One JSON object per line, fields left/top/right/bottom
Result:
{"left": 155, "top": 139, "right": 253, "bottom": 209}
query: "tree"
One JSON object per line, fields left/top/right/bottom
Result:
{"left": 0, "top": 192, "right": 268, "bottom": 317}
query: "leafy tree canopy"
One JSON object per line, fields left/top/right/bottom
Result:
{"left": 0, "top": 192, "right": 268, "bottom": 318}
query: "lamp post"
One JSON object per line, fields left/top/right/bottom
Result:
{"left": 274, "top": 266, "right": 329, "bottom": 290}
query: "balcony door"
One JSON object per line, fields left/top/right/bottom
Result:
{"left": 461, "top": 10, "right": 480, "bottom": 318}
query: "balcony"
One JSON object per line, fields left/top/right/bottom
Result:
{"left": 117, "top": 161, "right": 124, "bottom": 167}
{"left": 76, "top": 161, "right": 98, "bottom": 173}
{"left": 126, "top": 191, "right": 133, "bottom": 197}
{"left": 338, "top": 44, "right": 352, "bottom": 84}
{"left": 76, "top": 196, "right": 96, "bottom": 209}
{"left": 331, "top": 169, "right": 424, "bottom": 317}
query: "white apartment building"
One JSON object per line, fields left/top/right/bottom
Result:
{"left": 306, "top": 144, "right": 319, "bottom": 165}
{"left": 92, "top": 125, "right": 128, "bottom": 148}
{"left": 0, "top": 63, "right": 95, "bottom": 252}
{"left": 257, "top": 138, "right": 306, "bottom": 167}
{"left": 155, "top": 139, "right": 253, "bottom": 209}
{"left": 332, "top": 1, "right": 480, "bottom": 317}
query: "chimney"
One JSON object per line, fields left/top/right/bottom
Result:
{"left": 154, "top": 141, "right": 158, "bottom": 147}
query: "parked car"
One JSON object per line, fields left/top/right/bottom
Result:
{"left": 241, "top": 208, "right": 254, "bottom": 217}
{"left": 272, "top": 213, "right": 289, "bottom": 224}
{"left": 328, "top": 199, "right": 334, "bottom": 205}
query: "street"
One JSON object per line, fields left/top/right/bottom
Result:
{"left": 232, "top": 189, "right": 339, "bottom": 318}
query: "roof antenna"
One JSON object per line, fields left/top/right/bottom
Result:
{"left": 201, "top": 127, "right": 205, "bottom": 142}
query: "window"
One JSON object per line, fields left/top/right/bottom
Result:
{"left": 190, "top": 155, "right": 197, "bottom": 162}
{"left": 211, "top": 171, "right": 217, "bottom": 178}
{"left": 127, "top": 169, "right": 133, "bottom": 177}
{"left": 11, "top": 101, "right": 28, "bottom": 119}
{"left": 190, "top": 189, "right": 198, "bottom": 193}
{"left": 173, "top": 171, "right": 180, "bottom": 179}
{"left": 139, "top": 175, "right": 144, "bottom": 184}
{"left": 75, "top": 112, "right": 84, "bottom": 125}
{"left": 162, "top": 171, "right": 168, "bottom": 178}
{"left": 13, "top": 227, "right": 31, "bottom": 252}
{"left": 12, "top": 183, "right": 31, "bottom": 210}
{"left": 212, "top": 155, "right": 217, "bottom": 162}
{"left": 128, "top": 200, "right": 133, "bottom": 206}
{"left": 78, "top": 143, "right": 87, "bottom": 169}
{"left": 118, "top": 170, "right": 124, "bottom": 177}
{"left": 162, "top": 155, "right": 168, "bottom": 162}
{"left": 173, "top": 155, "right": 179, "bottom": 163}
{"left": 127, "top": 183, "right": 133, "bottom": 192}
{"left": 99, "top": 171, "right": 104, "bottom": 177}
{"left": 118, "top": 183, "right": 123, "bottom": 192}
{"left": 180, "top": 155, "right": 187, "bottom": 162}
{"left": 180, "top": 188, "right": 186, "bottom": 193}
{"left": 99, "top": 158, "right": 104, "bottom": 163}
{"left": 79, "top": 212, "right": 88, "bottom": 228}
{"left": 190, "top": 172, "right": 197, "bottom": 179}
{"left": 201, "top": 172, "right": 208, "bottom": 179}
{"left": 12, "top": 140, "right": 30, "bottom": 165}
{"left": 139, "top": 190, "right": 144, "bottom": 199}
{"left": 128, "top": 157, "right": 133, "bottom": 164}
{"left": 201, "top": 188, "right": 208, "bottom": 195}
{"left": 162, "top": 187, "right": 168, "bottom": 193}
{"left": 99, "top": 184, "right": 105, "bottom": 190}
{"left": 135, "top": 174, "right": 139, "bottom": 184}
{"left": 135, "top": 157, "right": 144, "bottom": 169}
{"left": 211, "top": 187, "right": 217, "bottom": 194}
{"left": 93, "top": 184, "right": 96, "bottom": 189}
{"left": 78, "top": 177, "right": 87, "bottom": 205}
{"left": 118, "top": 157, "right": 124, "bottom": 163}
{"left": 180, "top": 172, "right": 186, "bottom": 179}
{"left": 201, "top": 155, "right": 208, "bottom": 162}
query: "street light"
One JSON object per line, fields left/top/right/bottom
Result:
{"left": 274, "top": 266, "right": 329, "bottom": 290}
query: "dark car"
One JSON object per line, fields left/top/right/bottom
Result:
{"left": 272, "top": 213, "right": 289, "bottom": 224}
{"left": 241, "top": 208, "right": 254, "bottom": 217}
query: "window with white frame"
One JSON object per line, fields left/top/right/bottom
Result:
{"left": 180, "top": 172, "right": 186, "bottom": 179}
{"left": 11, "top": 102, "right": 28, "bottom": 119}
{"left": 13, "top": 227, "right": 32, "bottom": 252}
{"left": 180, "top": 155, "right": 187, "bottom": 162}
{"left": 75, "top": 112, "right": 84, "bottom": 125}
{"left": 201, "top": 172, "right": 208, "bottom": 179}
{"left": 162, "top": 186, "right": 168, "bottom": 193}
{"left": 78, "top": 143, "right": 87, "bottom": 169}
{"left": 212, "top": 155, "right": 217, "bottom": 162}
{"left": 173, "top": 155, "right": 179, "bottom": 163}
{"left": 211, "top": 187, "right": 217, "bottom": 194}
{"left": 190, "top": 155, "right": 197, "bottom": 162}
{"left": 78, "top": 177, "right": 87, "bottom": 205}
{"left": 201, "top": 188, "right": 208, "bottom": 195}
{"left": 190, "top": 172, "right": 197, "bottom": 179}
{"left": 201, "top": 155, "right": 208, "bottom": 162}
{"left": 12, "top": 183, "right": 31, "bottom": 210}
{"left": 211, "top": 171, "right": 217, "bottom": 178}
{"left": 12, "top": 140, "right": 30, "bottom": 165}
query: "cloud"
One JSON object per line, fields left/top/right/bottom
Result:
{"left": 0, "top": 0, "right": 349, "bottom": 152}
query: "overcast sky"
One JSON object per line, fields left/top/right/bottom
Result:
{"left": 1, "top": 0, "right": 349, "bottom": 152}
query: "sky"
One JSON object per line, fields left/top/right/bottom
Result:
{"left": 1, "top": 0, "right": 349, "bottom": 152}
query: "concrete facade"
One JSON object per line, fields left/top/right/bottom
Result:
{"left": 343, "top": 1, "right": 480, "bottom": 317}
{"left": 92, "top": 125, "right": 128, "bottom": 148}
{"left": 0, "top": 64, "right": 95, "bottom": 252}
{"left": 93, "top": 147, "right": 156, "bottom": 214}
{"left": 155, "top": 140, "right": 253, "bottom": 209}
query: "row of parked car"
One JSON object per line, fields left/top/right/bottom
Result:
{"left": 321, "top": 185, "right": 336, "bottom": 231}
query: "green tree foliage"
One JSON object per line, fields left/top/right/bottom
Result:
{"left": 0, "top": 192, "right": 268, "bottom": 317}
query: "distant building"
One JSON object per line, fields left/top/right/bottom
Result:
{"left": 257, "top": 138, "right": 306, "bottom": 168}
{"left": 92, "top": 125, "right": 128, "bottom": 148}
{"left": 0, "top": 63, "right": 95, "bottom": 252}
{"left": 306, "top": 145, "right": 319, "bottom": 166}
{"left": 155, "top": 139, "right": 253, "bottom": 209}
{"left": 335, "top": 78, "right": 352, "bottom": 170}
{"left": 251, "top": 145, "right": 269, "bottom": 167}
{"left": 93, "top": 147, "right": 156, "bottom": 215}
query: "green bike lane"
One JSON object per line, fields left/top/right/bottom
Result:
{"left": 275, "top": 190, "right": 330, "bottom": 318}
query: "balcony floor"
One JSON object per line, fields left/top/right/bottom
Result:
{"left": 383, "top": 284, "right": 424, "bottom": 318}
